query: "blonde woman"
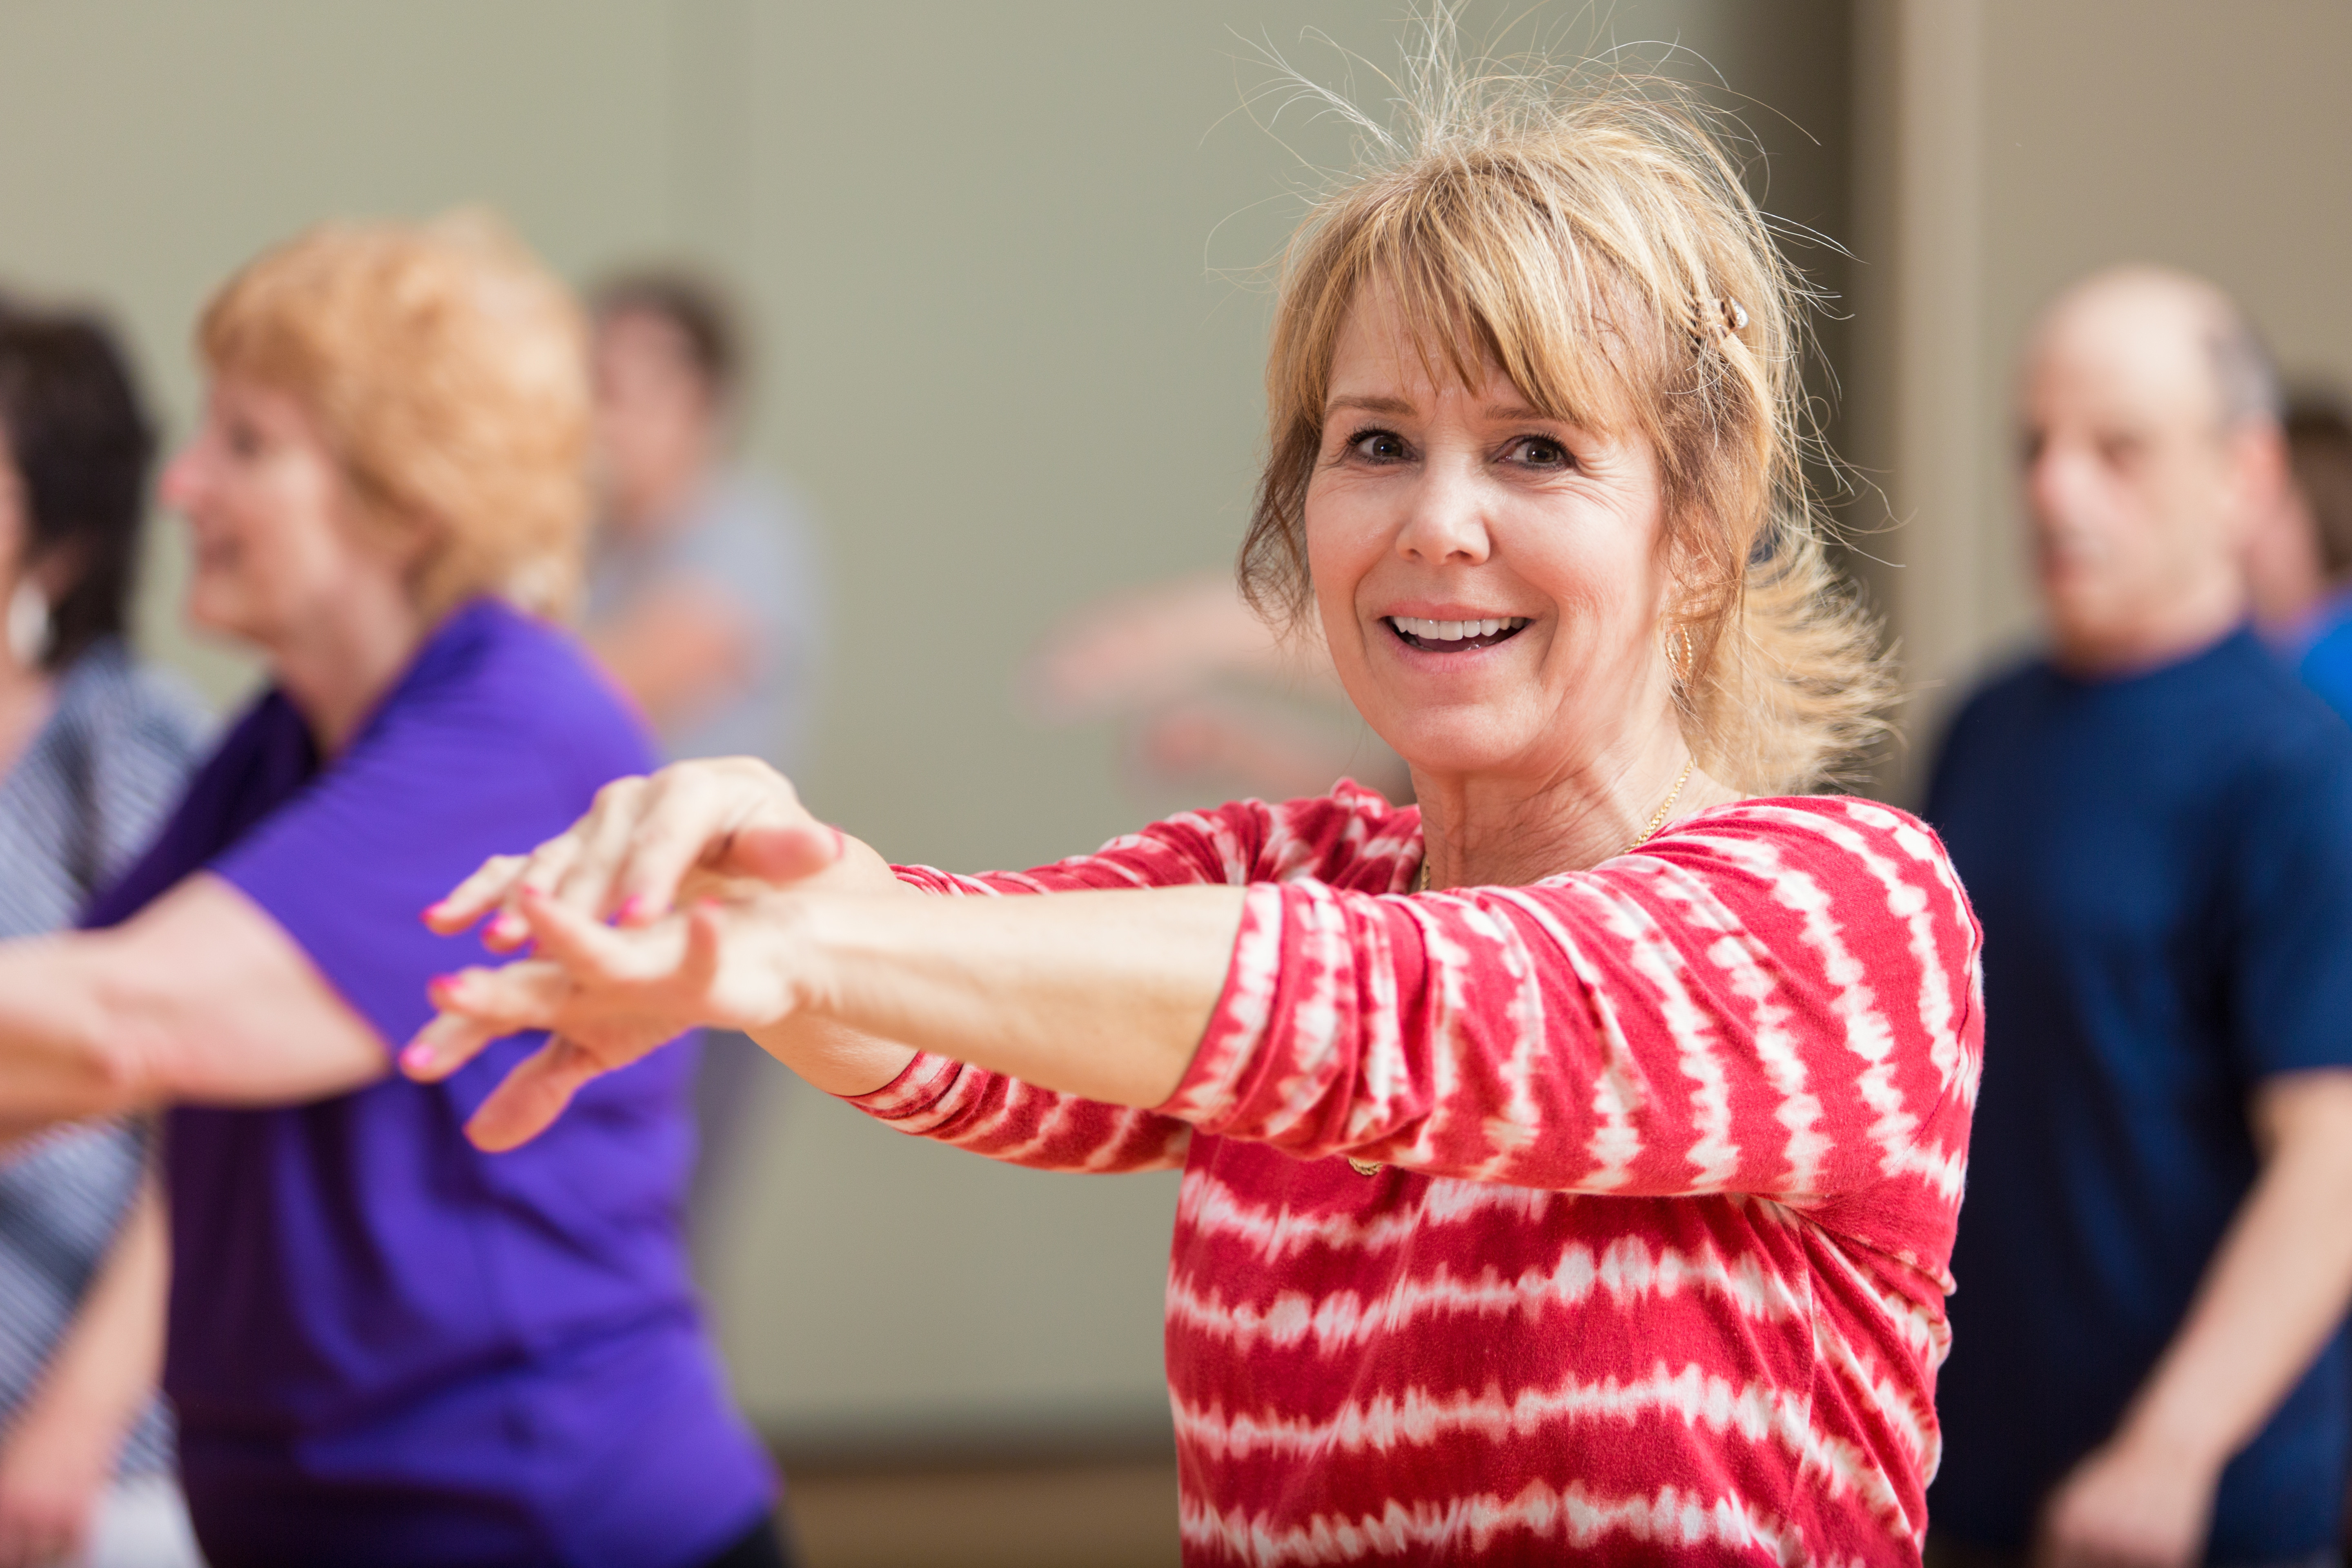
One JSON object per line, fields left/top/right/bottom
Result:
{"left": 415, "top": 58, "right": 1980, "bottom": 1567}
{"left": 0, "top": 224, "right": 780, "bottom": 1567}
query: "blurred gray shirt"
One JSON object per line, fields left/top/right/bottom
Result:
{"left": 586, "top": 466, "right": 823, "bottom": 769}
{"left": 0, "top": 640, "right": 208, "bottom": 1480}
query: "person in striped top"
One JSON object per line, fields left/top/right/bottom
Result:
{"left": 408, "top": 42, "right": 1982, "bottom": 1568}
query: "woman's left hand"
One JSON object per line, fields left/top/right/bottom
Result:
{"left": 404, "top": 883, "right": 810, "bottom": 1151}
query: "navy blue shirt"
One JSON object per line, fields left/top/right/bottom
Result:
{"left": 86, "top": 601, "right": 773, "bottom": 1568}
{"left": 1926, "top": 629, "right": 2352, "bottom": 1559}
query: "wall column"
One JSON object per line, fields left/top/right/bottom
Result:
{"left": 1849, "top": 0, "right": 1990, "bottom": 798}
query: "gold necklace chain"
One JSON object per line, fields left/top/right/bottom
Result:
{"left": 1628, "top": 756, "right": 1697, "bottom": 856}
{"left": 1364, "top": 757, "right": 1696, "bottom": 1180}
{"left": 1412, "top": 756, "right": 1696, "bottom": 894}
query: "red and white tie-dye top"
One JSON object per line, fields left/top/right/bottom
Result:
{"left": 856, "top": 783, "right": 1982, "bottom": 1566}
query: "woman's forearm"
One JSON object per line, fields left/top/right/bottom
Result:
{"left": 0, "top": 877, "right": 385, "bottom": 1122}
{"left": 0, "top": 1170, "right": 167, "bottom": 1470}
{"left": 0, "top": 936, "right": 140, "bottom": 1121}
{"left": 767, "top": 884, "right": 1248, "bottom": 1106}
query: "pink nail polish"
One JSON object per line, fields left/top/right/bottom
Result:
{"left": 617, "top": 895, "right": 650, "bottom": 924}
{"left": 400, "top": 1043, "right": 434, "bottom": 1072}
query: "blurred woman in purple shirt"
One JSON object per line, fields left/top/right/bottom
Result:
{"left": 0, "top": 219, "right": 779, "bottom": 1568}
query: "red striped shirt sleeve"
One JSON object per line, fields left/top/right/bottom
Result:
{"left": 850, "top": 784, "right": 1418, "bottom": 1172}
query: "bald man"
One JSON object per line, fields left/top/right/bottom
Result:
{"left": 1925, "top": 268, "right": 2352, "bottom": 1568}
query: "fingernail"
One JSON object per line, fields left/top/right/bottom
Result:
{"left": 829, "top": 825, "right": 847, "bottom": 860}
{"left": 400, "top": 1042, "right": 435, "bottom": 1073}
{"left": 487, "top": 915, "right": 521, "bottom": 943}
{"left": 617, "top": 895, "right": 651, "bottom": 924}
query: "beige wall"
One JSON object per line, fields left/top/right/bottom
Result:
{"left": 1850, "top": 0, "right": 2352, "bottom": 798}
{"left": 0, "top": 0, "right": 1846, "bottom": 1448}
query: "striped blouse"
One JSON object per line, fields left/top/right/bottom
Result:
{"left": 0, "top": 642, "right": 206, "bottom": 1477}
{"left": 857, "top": 782, "right": 1982, "bottom": 1565}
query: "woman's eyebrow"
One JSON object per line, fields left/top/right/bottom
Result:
{"left": 1323, "top": 393, "right": 1415, "bottom": 418}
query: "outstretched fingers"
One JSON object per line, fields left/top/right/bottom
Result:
{"left": 602, "top": 766, "right": 793, "bottom": 924}
{"left": 402, "top": 960, "right": 573, "bottom": 1082}
{"left": 422, "top": 762, "right": 841, "bottom": 956}
{"left": 424, "top": 852, "right": 537, "bottom": 938}
{"left": 464, "top": 1037, "right": 607, "bottom": 1152}
{"left": 517, "top": 887, "right": 686, "bottom": 983}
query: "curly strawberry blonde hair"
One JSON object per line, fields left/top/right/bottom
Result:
{"left": 1241, "top": 38, "right": 1889, "bottom": 793}
{"left": 197, "top": 212, "right": 590, "bottom": 619}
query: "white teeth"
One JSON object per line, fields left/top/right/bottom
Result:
{"left": 1393, "top": 615, "right": 1529, "bottom": 643}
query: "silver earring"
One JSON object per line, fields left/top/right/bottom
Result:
{"left": 7, "top": 579, "right": 49, "bottom": 667}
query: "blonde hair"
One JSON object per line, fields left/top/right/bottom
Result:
{"left": 1241, "top": 33, "right": 1889, "bottom": 793}
{"left": 198, "top": 212, "right": 590, "bottom": 619}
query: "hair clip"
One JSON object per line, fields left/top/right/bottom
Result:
{"left": 1690, "top": 295, "right": 1749, "bottom": 354}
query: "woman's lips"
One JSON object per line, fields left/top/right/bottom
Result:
{"left": 1385, "top": 614, "right": 1529, "bottom": 652}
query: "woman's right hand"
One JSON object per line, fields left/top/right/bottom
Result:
{"left": 425, "top": 757, "right": 883, "bottom": 948}
{"left": 415, "top": 758, "right": 918, "bottom": 1149}
{"left": 407, "top": 882, "right": 826, "bottom": 1150}
{"left": 0, "top": 1415, "right": 105, "bottom": 1568}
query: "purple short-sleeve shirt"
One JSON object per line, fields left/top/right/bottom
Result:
{"left": 86, "top": 601, "right": 773, "bottom": 1568}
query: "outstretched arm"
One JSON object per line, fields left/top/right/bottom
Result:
{"left": 0, "top": 874, "right": 384, "bottom": 1122}
{"left": 415, "top": 784, "right": 1973, "bottom": 1221}
{"left": 1021, "top": 572, "right": 1341, "bottom": 721}
{"left": 587, "top": 577, "right": 757, "bottom": 737}
{"left": 409, "top": 879, "right": 1245, "bottom": 1150}
{"left": 2037, "top": 1069, "right": 2352, "bottom": 1568}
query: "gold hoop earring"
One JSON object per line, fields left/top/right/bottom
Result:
{"left": 1664, "top": 624, "right": 1694, "bottom": 682}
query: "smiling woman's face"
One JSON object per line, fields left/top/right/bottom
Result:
{"left": 160, "top": 376, "right": 408, "bottom": 654}
{"left": 1305, "top": 285, "right": 1678, "bottom": 786}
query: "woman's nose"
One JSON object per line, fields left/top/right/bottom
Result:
{"left": 1393, "top": 463, "right": 1492, "bottom": 565}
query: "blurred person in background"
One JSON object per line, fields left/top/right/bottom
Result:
{"left": 412, "top": 56, "right": 1984, "bottom": 1567}
{"left": 1925, "top": 268, "right": 2352, "bottom": 1568}
{"left": 584, "top": 270, "right": 821, "bottom": 1254}
{"left": 0, "top": 220, "right": 782, "bottom": 1568}
{"left": 2246, "top": 394, "right": 2352, "bottom": 716}
{"left": 0, "top": 309, "right": 206, "bottom": 1568}
{"left": 1023, "top": 571, "right": 1411, "bottom": 805}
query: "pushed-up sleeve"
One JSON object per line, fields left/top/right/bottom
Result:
{"left": 851, "top": 782, "right": 1423, "bottom": 1173}
{"left": 1160, "top": 797, "right": 1983, "bottom": 1221}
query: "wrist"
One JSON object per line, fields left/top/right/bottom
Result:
{"left": 0, "top": 1395, "right": 129, "bottom": 1483}
{"left": 745, "top": 886, "right": 837, "bottom": 1027}
{"left": 2112, "top": 1388, "right": 2235, "bottom": 1477}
